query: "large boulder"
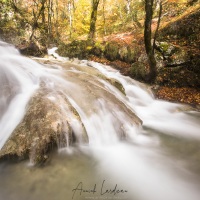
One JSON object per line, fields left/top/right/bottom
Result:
{"left": 155, "top": 41, "right": 190, "bottom": 67}
{"left": 19, "top": 41, "right": 47, "bottom": 57}
{"left": 57, "top": 40, "right": 94, "bottom": 59}
{"left": 104, "top": 41, "right": 120, "bottom": 61}
{"left": 119, "top": 46, "right": 137, "bottom": 63}
{"left": 155, "top": 5, "right": 200, "bottom": 88}
{"left": 0, "top": 86, "right": 88, "bottom": 165}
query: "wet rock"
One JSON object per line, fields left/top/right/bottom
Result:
{"left": 107, "top": 78, "right": 126, "bottom": 95}
{"left": 18, "top": 41, "right": 47, "bottom": 57}
{"left": 0, "top": 87, "right": 88, "bottom": 165}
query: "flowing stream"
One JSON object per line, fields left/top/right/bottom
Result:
{"left": 0, "top": 42, "right": 200, "bottom": 200}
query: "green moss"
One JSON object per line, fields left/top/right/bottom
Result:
{"left": 131, "top": 62, "right": 147, "bottom": 81}
{"left": 90, "top": 42, "right": 105, "bottom": 57}
{"left": 119, "top": 46, "right": 128, "bottom": 61}
{"left": 159, "top": 42, "right": 170, "bottom": 52}
{"left": 96, "top": 74, "right": 126, "bottom": 95}
{"left": 108, "top": 78, "right": 126, "bottom": 95}
{"left": 104, "top": 42, "right": 120, "bottom": 61}
{"left": 158, "top": 42, "right": 177, "bottom": 56}
{"left": 127, "top": 47, "right": 137, "bottom": 63}
{"left": 94, "top": 42, "right": 105, "bottom": 50}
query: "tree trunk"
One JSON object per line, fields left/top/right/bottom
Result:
{"left": 126, "top": 0, "right": 131, "bottom": 15}
{"left": 88, "top": 0, "right": 100, "bottom": 40}
{"left": 132, "top": 10, "right": 142, "bottom": 28}
{"left": 55, "top": 0, "right": 59, "bottom": 40}
{"left": 41, "top": 0, "right": 46, "bottom": 24}
{"left": 47, "top": 0, "right": 53, "bottom": 45}
{"left": 68, "top": 0, "right": 74, "bottom": 38}
{"left": 30, "top": 1, "right": 46, "bottom": 41}
{"left": 144, "top": 0, "right": 157, "bottom": 82}
{"left": 103, "top": 0, "right": 106, "bottom": 35}
{"left": 153, "top": 0, "right": 162, "bottom": 53}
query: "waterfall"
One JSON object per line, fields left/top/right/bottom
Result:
{"left": 0, "top": 41, "right": 41, "bottom": 149}
{"left": 0, "top": 42, "right": 200, "bottom": 200}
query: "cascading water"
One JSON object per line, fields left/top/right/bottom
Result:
{"left": 0, "top": 42, "right": 200, "bottom": 200}
{"left": 0, "top": 41, "right": 41, "bottom": 149}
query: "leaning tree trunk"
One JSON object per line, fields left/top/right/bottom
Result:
{"left": 153, "top": 0, "right": 162, "bottom": 53}
{"left": 144, "top": 0, "right": 157, "bottom": 82}
{"left": 88, "top": 0, "right": 100, "bottom": 40}
{"left": 47, "top": 0, "right": 53, "bottom": 46}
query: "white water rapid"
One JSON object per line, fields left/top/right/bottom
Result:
{"left": 0, "top": 42, "right": 200, "bottom": 200}
{"left": 0, "top": 41, "right": 41, "bottom": 149}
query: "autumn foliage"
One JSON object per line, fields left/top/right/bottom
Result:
{"left": 156, "top": 87, "right": 200, "bottom": 106}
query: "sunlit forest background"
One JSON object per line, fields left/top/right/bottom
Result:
{"left": 0, "top": 0, "right": 200, "bottom": 104}
{"left": 0, "top": 0, "right": 197, "bottom": 44}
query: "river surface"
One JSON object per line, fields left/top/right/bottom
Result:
{"left": 0, "top": 42, "right": 200, "bottom": 200}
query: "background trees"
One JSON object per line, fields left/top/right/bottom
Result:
{"left": 0, "top": 0, "right": 195, "bottom": 48}
{"left": 0, "top": 0, "right": 146, "bottom": 43}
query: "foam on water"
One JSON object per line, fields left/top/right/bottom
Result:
{"left": 0, "top": 41, "right": 42, "bottom": 149}
{"left": 0, "top": 44, "right": 200, "bottom": 200}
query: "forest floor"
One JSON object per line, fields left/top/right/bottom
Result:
{"left": 89, "top": 55, "right": 200, "bottom": 108}
{"left": 89, "top": 3, "right": 200, "bottom": 108}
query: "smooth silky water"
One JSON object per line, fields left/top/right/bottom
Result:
{"left": 0, "top": 43, "right": 200, "bottom": 200}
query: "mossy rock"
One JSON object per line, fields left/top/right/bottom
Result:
{"left": 19, "top": 41, "right": 47, "bottom": 57}
{"left": 57, "top": 40, "right": 94, "bottom": 59}
{"left": 167, "top": 48, "right": 189, "bottom": 66}
{"left": 90, "top": 43, "right": 104, "bottom": 57}
{"left": 0, "top": 87, "right": 89, "bottom": 165}
{"left": 126, "top": 46, "right": 137, "bottom": 63}
{"left": 108, "top": 78, "right": 126, "bottom": 95}
{"left": 119, "top": 46, "right": 128, "bottom": 62}
{"left": 130, "top": 61, "right": 148, "bottom": 81}
{"left": 95, "top": 73, "right": 125, "bottom": 95}
{"left": 104, "top": 41, "right": 120, "bottom": 61}
{"left": 118, "top": 46, "right": 137, "bottom": 63}
{"left": 156, "top": 42, "right": 177, "bottom": 57}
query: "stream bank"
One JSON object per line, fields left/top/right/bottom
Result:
{"left": 55, "top": 4, "right": 200, "bottom": 107}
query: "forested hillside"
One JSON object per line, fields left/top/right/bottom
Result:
{"left": 0, "top": 0, "right": 200, "bottom": 105}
